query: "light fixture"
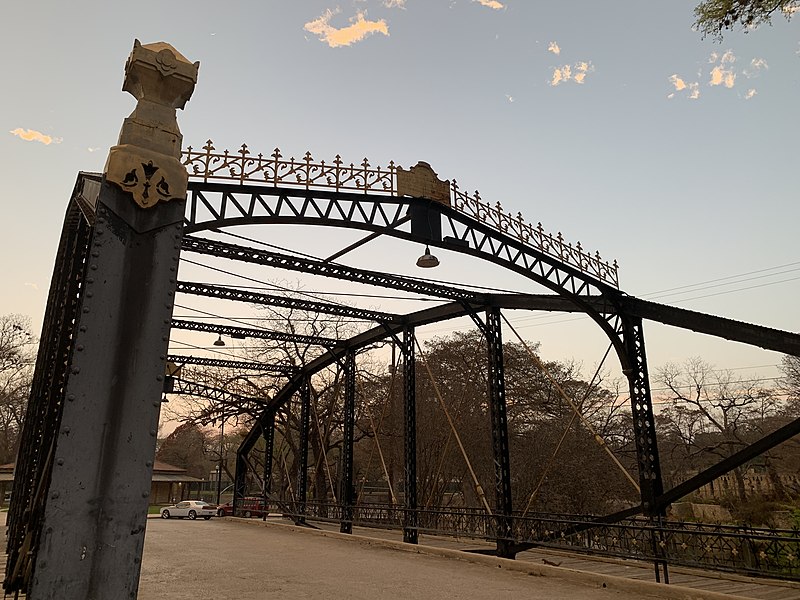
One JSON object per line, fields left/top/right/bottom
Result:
{"left": 213, "top": 335, "right": 226, "bottom": 347}
{"left": 416, "top": 245, "right": 440, "bottom": 268}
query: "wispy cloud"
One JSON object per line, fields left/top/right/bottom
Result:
{"left": 383, "top": 0, "right": 406, "bottom": 7}
{"left": 550, "top": 61, "right": 594, "bottom": 86}
{"left": 670, "top": 50, "right": 767, "bottom": 100}
{"left": 9, "top": 128, "right": 62, "bottom": 145}
{"left": 709, "top": 49, "right": 736, "bottom": 88}
{"left": 744, "top": 57, "right": 768, "bottom": 78}
{"left": 24, "top": 282, "right": 39, "bottom": 291}
{"left": 547, "top": 41, "right": 560, "bottom": 55}
{"left": 473, "top": 0, "right": 504, "bottom": 9}
{"left": 304, "top": 9, "right": 389, "bottom": 48}
{"left": 667, "top": 74, "right": 700, "bottom": 99}
{"left": 87, "top": 147, "right": 101, "bottom": 153}
{"left": 505, "top": 94, "right": 514, "bottom": 103}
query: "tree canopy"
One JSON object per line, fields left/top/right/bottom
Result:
{"left": 695, "top": 0, "right": 798, "bottom": 39}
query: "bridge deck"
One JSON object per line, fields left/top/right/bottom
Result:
{"left": 4, "top": 513, "right": 799, "bottom": 599}
{"left": 138, "top": 516, "right": 800, "bottom": 600}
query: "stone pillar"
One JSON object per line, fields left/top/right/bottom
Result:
{"left": 30, "top": 41, "right": 198, "bottom": 599}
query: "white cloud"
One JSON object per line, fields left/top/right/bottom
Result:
{"left": 710, "top": 65, "right": 736, "bottom": 88}
{"left": 745, "top": 88, "right": 757, "bottom": 99}
{"left": 548, "top": 41, "right": 560, "bottom": 55}
{"left": 473, "top": 0, "right": 504, "bottom": 9}
{"left": 669, "top": 74, "right": 687, "bottom": 92}
{"left": 505, "top": 94, "right": 514, "bottom": 103}
{"left": 550, "top": 61, "right": 594, "bottom": 86}
{"left": 668, "top": 75, "right": 700, "bottom": 99}
{"left": 24, "top": 282, "right": 39, "bottom": 291}
{"left": 9, "top": 128, "right": 62, "bottom": 145}
{"left": 87, "top": 147, "right": 101, "bottom": 153}
{"left": 383, "top": 0, "right": 406, "bottom": 7}
{"left": 304, "top": 9, "right": 389, "bottom": 48}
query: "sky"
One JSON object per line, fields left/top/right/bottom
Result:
{"left": 2, "top": 0, "right": 799, "bottom": 396}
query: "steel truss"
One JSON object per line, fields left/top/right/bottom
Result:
{"left": 5, "top": 189, "right": 94, "bottom": 597}
{"left": 171, "top": 318, "right": 340, "bottom": 347}
{"left": 167, "top": 354, "right": 296, "bottom": 374}
{"left": 402, "top": 327, "right": 418, "bottom": 544}
{"left": 183, "top": 184, "right": 666, "bottom": 517}
{"left": 176, "top": 280, "right": 399, "bottom": 323}
{"left": 340, "top": 351, "right": 356, "bottom": 534}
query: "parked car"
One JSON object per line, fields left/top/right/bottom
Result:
{"left": 160, "top": 500, "right": 216, "bottom": 520}
{"left": 216, "top": 496, "right": 268, "bottom": 518}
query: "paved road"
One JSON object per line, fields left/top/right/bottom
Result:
{"left": 139, "top": 518, "right": 725, "bottom": 600}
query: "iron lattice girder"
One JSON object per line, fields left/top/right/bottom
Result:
{"left": 171, "top": 318, "right": 340, "bottom": 347}
{"left": 181, "top": 235, "right": 487, "bottom": 303}
{"left": 166, "top": 354, "right": 295, "bottom": 375}
{"left": 176, "top": 280, "right": 399, "bottom": 323}
{"left": 183, "top": 184, "right": 615, "bottom": 304}
{"left": 167, "top": 376, "right": 267, "bottom": 411}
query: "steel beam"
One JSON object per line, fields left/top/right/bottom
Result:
{"left": 171, "top": 318, "right": 340, "bottom": 347}
{"left": 484, "top": 308, "right": 515, "bottom": 558}
{"left": 297, "top": 378, "right": 311, "bottom": 524}
{"left": 30, "top": 181, "right": 186, "bottom": 598}
{"left": 167, "top": 354, "right": 296, "bottom": 375}
{"left": 621, "top": 316, "right": 664, "bottom": 516}
{"left": 5, "top": 195, "right": 93, "bottom": 596}
{"left": 176, "top": 280, "right": 399, "bottom": 323}
{"left": 657, "top": 416, "right": 800, "bottom": 510}
{"left": 262, "top": 411, "right": 275, "bottom": 505}
{"left": 402, "top": 328, "right": 418, "bottom": 544}
{"left": 340, "top": 351, "right": 356, "bottom": 534}
{"left": 181, "top": 234, "right": 485, "bottom": 303}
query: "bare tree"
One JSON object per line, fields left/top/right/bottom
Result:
{"left": 0, "top": 314, "right": 36, "bottom": 464}
{"left": 657, "top": 357, "right": 782, "bottom": 501}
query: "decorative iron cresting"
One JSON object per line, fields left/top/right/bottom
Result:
{"left": 181, "top": 141, "right": 619, "bottom": 288}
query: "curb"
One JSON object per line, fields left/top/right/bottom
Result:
{"left": 230, "top": 517, "right": 754, "bottom": 600}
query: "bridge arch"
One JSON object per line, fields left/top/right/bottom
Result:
{"left": 177, "top": 147, "right": 663, "bottom": 526}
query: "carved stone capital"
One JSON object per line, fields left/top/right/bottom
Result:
{"left": 397, "top": 161, "right": 450, "bottom": 206}
{"left": 105, "top": 145, "right": 188, "bottom": 209}
{"left": 105, "top": 40, "right": 198, "bottom": 209}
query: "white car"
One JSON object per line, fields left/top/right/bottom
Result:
{"left": 160, "top": 500, "right": 216, "bottom": 520}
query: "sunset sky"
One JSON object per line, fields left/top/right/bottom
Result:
{"left": 2, "top": 1, "right": 799, "bottom": 391}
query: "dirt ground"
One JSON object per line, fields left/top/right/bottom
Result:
{"left": 138, "top": 518, "right": 675, "bottom": 600}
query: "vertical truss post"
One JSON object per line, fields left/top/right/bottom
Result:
{"left": 29, "top": 41, "right": 198, "bottom": 600}
{"left": 340, "top": 350, "right": 356, "bottom": 534}
{"left": 485, "top": 308, "right": 515, "bottom": 559}
{"left": 621, "top": 316, "right": 664, "bottom": 514}
{"left": 234, "top": 448, "right": 248, "bottom": 516}
{"left": 620, "top": 315, "right": 668, "bottom": 582}
{"left": 263, "top": 411, "right": 275, "bottom": 498}
{"left": 297, "top": 377, "right": 311, "bottom": 523}
{"left": 402, "top": 328, "right": 418, "bottom": 544}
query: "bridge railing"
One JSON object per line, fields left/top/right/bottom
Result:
{"left": 181, "top": 141, "right": 619, "bottom": 288}
{"left": 262, "top": 500, "right": 800, "bottom": 580}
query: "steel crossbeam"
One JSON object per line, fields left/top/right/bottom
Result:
{"left": 171, "top": 318, "right": 340, "bottom": 347}
{"left": 167, "top": 377, "right": 267, "bottom": 410}
{"left": 181, "top": 235, "right": 487, "bottom": 303}
{"left": 166, "top": 354, "right": 296, "bottom": 374}
{"left": 176, "top": 280, "right": 399, "bottom": 323}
